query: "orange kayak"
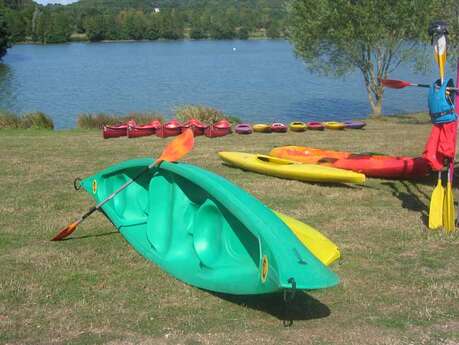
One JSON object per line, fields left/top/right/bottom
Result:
{"left": 270, "top": 146, "right": 431, "bottom": 179}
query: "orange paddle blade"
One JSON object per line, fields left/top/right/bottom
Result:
{"left": 51, "top": 221, "right": 79, "bottom": 241}
{"left": 156, "top": 128, "right": 194, "bottom": 164}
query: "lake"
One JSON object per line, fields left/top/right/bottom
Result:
{"left": 0, "top": 40, "right": 449, "bottom": 129}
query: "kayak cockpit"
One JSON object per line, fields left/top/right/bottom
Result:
{"left": 87, "top": 166, "right": 268, "bottom": 294}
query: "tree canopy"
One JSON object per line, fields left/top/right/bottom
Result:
{"left": 287, "top": 0, "right": 457, "bottom": 116}
{"left": 0, "top": 10, "right": 10, "bottom": 60}
{"left": 0, "top": 0, "right": 287, "bottom": 44}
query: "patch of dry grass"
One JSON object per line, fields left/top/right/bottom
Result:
{"left": 0, "top": 114, "right": 458, "bottom": 344}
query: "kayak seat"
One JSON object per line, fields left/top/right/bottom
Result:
{"left": 193, "top": 199, "right": 223, "bottom": 268}
{"left": 146, "top": 174, "right": 174, "bottom": 255}
{"left": 256, "top": 155, "right": 294, "bottom": 165}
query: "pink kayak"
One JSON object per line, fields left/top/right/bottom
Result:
{"left": 271, "top": 122, "right": 288, "bottom": 133}
{"left": 235, "top": 123, "right": 252, "bottom": 134}
{"left": 306, "top": 122, "right": 325, "bottom": 130}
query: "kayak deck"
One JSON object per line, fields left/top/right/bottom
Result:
{"left": 218, "top": 151, "right": 365, "bottom": 184}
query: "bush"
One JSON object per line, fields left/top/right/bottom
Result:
{"left": 174, "top": 105, "right": 240, "bottom": 124}
{"left": 77, "top": 112, "right": 164, "bottom": 129}
{"left": 0, "top": 111, "right": 20, "bottom": 128}
{"left": 0, "top": 111, "right": 54, "bottom": 129}
{"left": 20, "top": 112, "right": 54, "bottom": 129}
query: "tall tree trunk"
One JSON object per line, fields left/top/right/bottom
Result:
{"left": 363, "top": 74, "right": 384, "bottom": 118}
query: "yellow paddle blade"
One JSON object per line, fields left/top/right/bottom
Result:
{"left": 444, "top": 180, "right": 456, "bottom": 232}
{"left": 434, "top": 36, "right": 447, "bottom": 82}
{"left": 428, "top": 175, "right": 444, "bottom": 230}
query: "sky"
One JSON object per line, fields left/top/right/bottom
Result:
{"left": 35, "top": 0, "right": 78, "bottom": 4}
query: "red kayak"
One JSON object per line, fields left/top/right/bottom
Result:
{"left": 156, "top": 119, "right": 182, "bottom": 138}
{"left": 103, "top": 120, "right": 136, "bottom": 139}
{"left": 205, "top": 119, "right": 232, "bottom": 138}
{"left": 270, "top": 146, "right": 431, "bottom": 179}
{"left": 182, "top": 118, "right": 208, "bottom": 136}
{"left": 127, "top": 120, "right": 161, "bottom": 138}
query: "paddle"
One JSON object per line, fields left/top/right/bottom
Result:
{"left": 427, "top": 20, "right": 455, "bottom": 232}
{"left": 444, "top": 161, "right": 455, "bottom": 232}
{"left": 380, "top": 79, "right": 459, "bottom": 91}
{"left": 429, "top": 171, "right": 444, "bottom": 229}
{"left": 427, "top": 27, "right": 445, "bottom": 230}
{"left": 51, "top": 128, "right": 195, "bottom": 241}
{"left": 380, "top": 79, "right": 430, "bottom": 89}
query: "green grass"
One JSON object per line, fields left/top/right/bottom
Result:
{"left": 0, "top": 113, "right": 458, "bottom": 344}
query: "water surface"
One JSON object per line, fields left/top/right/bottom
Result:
{"left": 0, "top": 40, "right": 449, "bottom": 129}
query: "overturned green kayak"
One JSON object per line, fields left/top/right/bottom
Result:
{"left": 81, "top": 158, "right": 339, "bottom": 295}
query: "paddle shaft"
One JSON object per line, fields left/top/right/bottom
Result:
{"left": 387, "top": 82, "right": 458, "bottom": 91}
{"left": 76, "top": 161, "right": 159, "bottom": 225}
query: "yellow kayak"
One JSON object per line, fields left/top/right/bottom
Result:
{"left": 289, "top": 121, "right": 307, "bottom": 132}
{"left": 275, "top": 211, "right": 340, "bottom": 266}
{"left": 253, "top": 124, "right": 272, "bottom": 133}
{"left": 218, "top": 151, "right": 365, "bottom": 184}
{"left": 323, "top": 121, "right": 346, "bottom": 130}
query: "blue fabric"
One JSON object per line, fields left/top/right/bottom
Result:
{"left": 428, "top": 78, "right": 456, "bottom": 124}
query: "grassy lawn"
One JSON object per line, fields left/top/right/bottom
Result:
{"left": 0, "top": 113, "right": 458, "bottom": 345}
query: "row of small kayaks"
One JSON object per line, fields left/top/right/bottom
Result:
{"left": 239, "top": 120, "right": 366, "bottom": 134}
{"left": 219, "top": 146, "right": 430, "bottom": 182}
{"left": 103, "top": 118, "right": 366, "bottom": 139}
{"left": 103, "top": 118, "right": 232, "bottom": 139}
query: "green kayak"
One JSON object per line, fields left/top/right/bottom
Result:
{"left": 81, "top": 158, "right": 339, "bottom": 295}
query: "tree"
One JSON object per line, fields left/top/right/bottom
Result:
{"left": 158, "top": 9, "right": 184, "bottom": 40}
{"left": 84, "top": 15, "right": 105, "bottom": 41}
{"left": 0, "top": 11, "right": 10, "bottom": 59}
{"left": 287, "top": 0, "right": 450, "bottom": 117}
{"left": 189, "top": 12, "right": 207, "bottom": 39}
{"left": 47, "top": 11, "right": 72, "bottom": 43}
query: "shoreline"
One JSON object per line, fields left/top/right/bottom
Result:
{"left": 14, "top": 36, "right": 286, "bottom": 46}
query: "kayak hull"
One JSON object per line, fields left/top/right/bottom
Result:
{"left": 271, "top": 123, "right": 288, "bottom": 133}
{"left": 323, "top": 122, "right": 345, "bottom": 130}
{"left": 344, "top": 121, "right": 366, "bottom": 129}
{"left": 157, "top": 120, "right": 182, "bottom": 138}
{"left": 270, "top": 146, "right": 431, "bottom": 179}
{"left": 183, "top": 119, "right": 208, "bottom": 136}
{"left": 253, "top": 124, "right": 272, "bottom": 133}
{"left": 274, "top": 211, "right": 340, "bottom": 266}
{"left": 127, "top": 125, "right": 156, "bottom": 138}
{"left": 306, "top": 122, "right": 325, "bottom": 130}
{"left": 103, "top": 125, "right": 128, "bottom": 138}
{"left": 219, "top": 152, "right": 365, "bottom": 184}
{"left": 205, "top": 119, "right": 232, "bottom": 138}
{"left": 235, "top": 124, "right": 253, "bottom": 134}
{"left": 81, "top": 159, "right": 339, "bottom": 295}
{"left": 289, "top": 122, "right": 307, "bottom": 132}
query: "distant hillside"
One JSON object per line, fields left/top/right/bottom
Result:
{"left": 69, "top": 0, "right": 285, "bottom": 10}
{"left": 1, "top": 0, "right": 287, "bottom": 44}
{"left": 0, "top": 0, "right": 35, "bottom": 9}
